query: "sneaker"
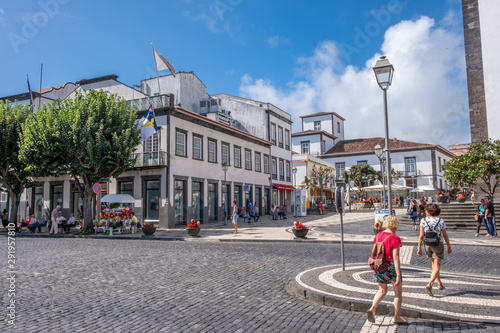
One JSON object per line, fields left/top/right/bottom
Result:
{"left": 475, "top": 233, "right": 479, "bottom": 237}
{"left": 486, "top": 234, "right": 492, "bottom": 237}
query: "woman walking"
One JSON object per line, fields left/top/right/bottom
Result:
{"left": 472, "top": 199, "right": 486, "bottom": 237}
{"left": 409, "top": 200, "right": 419, "bottom": 231}
{"left": 417, "top": 203, "right": 452, "bottom": 296}
{"left": 1, "top": 209, "right": 8, "bottom": 229}
{"left": 367, "top": 216, "right": 406, "bottom": 325}
{"left": 230, "top": 200, "right": 238, "bottom": 234}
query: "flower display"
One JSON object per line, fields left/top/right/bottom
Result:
{"left": 456, "top": 193, "right": 466, "bottom": 199}
{"left": 373, "top": 218, "right": 384, "bottom": 229}
{"left": 435, "top": 190, "right": 445, "bottom": 196}
{"left": 293, "top": 221, "right": 307, "bottom": 230}
{"left": 188, "top": 219, "right": 200, "bottom": 228}
{"left": 143, "top": 222, "right": 155, "bottom": 229}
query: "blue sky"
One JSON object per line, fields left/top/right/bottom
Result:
{"left": 0, "top": 0, "right": 468, "bottom": 147}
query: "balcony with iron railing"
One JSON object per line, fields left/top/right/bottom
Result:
{"left": 127, "top": 95, "right": 171, "bottom": 112}
{"left": 131, "top": 151, "right": 167, "bottom": 168}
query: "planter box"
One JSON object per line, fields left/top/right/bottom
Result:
{"left": 457, "top": 197, "right": 466, "bottom": 203}
{"left": 142, "top": 227, "right": 156, "bottom": 236}
{"left": 293, "top": 228, "right": 309, "bottom": 238}
{"left": 187, "top": 227, "right": 201, "bottom": 237}
{"left": 435, "top": 196, "right": 449, "bottom": 203}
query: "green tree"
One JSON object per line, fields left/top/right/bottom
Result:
{"left": 443, "top": 139, "right": 500, "bottom": 201}
{"left": 343, "top": 164, "right": 377, "bottom": 199}
{"left": 20, "top": 90, "right": 141, "bottom": 230}
{"left": 375, "top": 168, "right": 403, "bottom": 186}
{"left": 308, "top": 166, "right": 332, "bottom": 200}
{"left": 0, "top": 101, "right": 35, "bottom": 225}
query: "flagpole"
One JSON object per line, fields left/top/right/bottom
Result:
{"left": 39, "top": 63, "right": 43, "bottom": 110}
{"left": 151, "top": 43, "right": 162, "bottom": 99}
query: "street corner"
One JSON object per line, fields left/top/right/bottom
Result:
{"left": 288, "top": 263, "right": 500, "bottom": 325}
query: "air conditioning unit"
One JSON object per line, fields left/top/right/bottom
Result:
{"left": 209, "top": 98, "right": 222, "bottom": 113}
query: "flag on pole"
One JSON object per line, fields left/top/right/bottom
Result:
{"left": 140, "top": 104, "right": 158, "bottom": 142}
{"left": 26, "top": 74, "right": 34, "bottom": 109}
{"left": 153, "top": 48, "right": 176, "bottom": 77}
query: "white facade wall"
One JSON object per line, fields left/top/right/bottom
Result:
{"left": 332, "top": 114, "right": 345, "bottom": 141}
{"left": 478, "top": 0, "right": 500, "bottom": 140}
{"left": 303, "top": 115, "right": 331, "bottom": 132}
{"left": 142, "top": 73, "right": 209, "bottom": 113}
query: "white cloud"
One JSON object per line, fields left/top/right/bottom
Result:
{"left": 240, "top": 16, "right": 468, "bottom": 148}
{"left": 267, "top": 35, "right": 291, "bottom": 48}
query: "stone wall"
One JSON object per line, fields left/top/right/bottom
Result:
{"left": 462, "top": 0, "right": 488, "bottom": 143}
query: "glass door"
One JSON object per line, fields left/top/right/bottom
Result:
{"left": 192, "top": 181, "right": 203, "bottom": 221}
{"left": 174, "top": 180, "right": 185, "bottom": 225}
{"left": 208, "top": 183, "right": 217, "bottom": 220}
{"left": 146, "top": 180, "right": 160, "bottom": 221}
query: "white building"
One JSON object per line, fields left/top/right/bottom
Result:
{"left": 1, "top": 73, "right": 294, "bottom": 225}
{"left": 321, "top": 137, "right": 455, "bottom": 192}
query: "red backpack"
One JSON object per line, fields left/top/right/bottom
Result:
{"left": 368, "top": 233, "right": 393, "bottom": 273}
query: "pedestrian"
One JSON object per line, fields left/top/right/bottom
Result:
{"left": 483, "top": 196, "right": 496, "bottom": 237}
{"left": 253, "top": 202, "right": 260, "bottom": 222}
{"left": 417, "top": 203, "right": 452, "bottom": 296}
{"left": 230, "top": 200, "right": 238, "bottom": 234}
{"left": 418, "top": 199, "right": 426, "bottom": 222}
{"left": 49, "top": 205, "right": 61, "bottom": 235}
{"left": 62, "top": 213, "right": 76, "bottom": 233}
{"left": 368, "top": 197, "right": 374, "bottom": 209}
{"left": 405, "top": 195, "right": 411, "bottom": 210}
{"left": 367, "top": 216, "right": 406, "bottom": 325}
{"left": 1, "top": 208, "right": 8, "bottom": 229}
{"left": 317, "top": 200, "right": 324, "bottom": 215}
{"left": 399, "top": 196, "right": 404, "bottom": 207}
{"left": 472, "top": 199, "right": 486, "bottom": 237}
{"left": 408, "top": 200, "right": 419, "bottom": 231}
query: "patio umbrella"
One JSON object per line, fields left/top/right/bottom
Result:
{"left": 100, "top": 194, "right": 136, "bottom": 204}
{"left": 361, "top": 184, "right": 386, "bottom": 192}
{"left": 411, "top": 187, "right": 425, "bottom": 193}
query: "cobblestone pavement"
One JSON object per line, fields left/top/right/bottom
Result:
{"left": 1, "top": 238, "right": 500, "bottom": 332}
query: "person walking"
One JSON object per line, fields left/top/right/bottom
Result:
{"left": 417, "top": 203, "right": 452, "bottom": 296}
{"left": 405, "top": 196, "right": 411, "bottom": 211}
{"left": 484, "top": 196, "right": 496, "bottom": 237}
{"left": 367, "top": 216, "right": 406, "bottom": 325}
{"left": 408, "top": 200, "right": 419, "bottom": 231}
{"left": 230, "top": 200, "right": 238, "bottom": 234}
{"left": 472, "top": 199, "right": 486, "bottom": 237}
{"left": 49, "top": 205, "right": 61, "bottom": 235}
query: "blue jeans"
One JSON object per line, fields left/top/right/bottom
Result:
{"left": 272, "top": 214, "right": 278, "bottom": 220}
{"left": 254, "top": 214, "right": 260, "bottom": 222}
{"left": 486, "top": 218, "right": 496, "bottom": 236}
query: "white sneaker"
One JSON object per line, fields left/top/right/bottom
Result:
{"left": 475, "top": 233, "right": 479, "bottom": 237}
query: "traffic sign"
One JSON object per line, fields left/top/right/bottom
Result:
{"left": 93, "top": 183, "right": 102, "bottom": 194}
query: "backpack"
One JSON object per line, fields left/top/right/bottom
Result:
{"left": 237, "top": 207, "right": 243, "bottom": 215}
{"left": 368, "top": 233, "right": 393, "bottom": 273}
{"left": 423, "top": 218, "right": 441, "bottom": 246}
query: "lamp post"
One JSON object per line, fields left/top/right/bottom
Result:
{"left": 374, "top": 144, "right": 386, "bottom": 209}
{"left": 292, "top": 166, "right": 297, "bottom": 217}
{"left": 373, "top": 56, "right": 395, "bottom": 215}
{"left": 222, "top": 162, "right": 229, "bottom": 225}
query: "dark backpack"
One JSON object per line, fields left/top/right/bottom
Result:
{"left": 237, "top": 207, "right": 243, "bottom": 215}
{"left": 368, "top": 233, "right": 393, "bottom": 273}
{"left": 423, "top": 218, "right": 441, "bottom": 246}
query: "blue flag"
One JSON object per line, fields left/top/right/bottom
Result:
{"left": 140, "top": 105, "right": 158, "bottom": 141}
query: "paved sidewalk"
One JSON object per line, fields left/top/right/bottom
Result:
{"left": 9, "top": 207, "right": 498, "bottom": 247}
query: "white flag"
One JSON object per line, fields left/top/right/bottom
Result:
{"left": 154, "top": 49, "right": 176, "bottom": 77}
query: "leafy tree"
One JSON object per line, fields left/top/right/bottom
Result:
{"left": 443, "top": 139, "right": 500, "bottom": 201}
{"left": 0, "top": 101, "right": 35, "bottom": 225}
{"left": 307, "top": 166, "right": 332, "bottom": 200}
{"left": 375, "top": 168, "right": 403, "bottom": 186}
{"left": 343, "top": 164, "right": 377, "bottom": 199}
{"left": 20, "top": 90, "right": 141, "bottom": 230}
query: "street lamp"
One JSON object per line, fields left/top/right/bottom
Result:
{"left": 292, "top": 166, "right": 297, "bottom": 217}
{"left": 374, "top": 143, "right": 386, "bottom": 209}
{"left": 222, "top": 162, "right": 229, "bottom": 225}
{"left": 373, "top": 56, "right": 395, "bottom": 215}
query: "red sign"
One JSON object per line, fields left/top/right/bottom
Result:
{"left": 93, "top": 183, "right": 102, "bottom": 194}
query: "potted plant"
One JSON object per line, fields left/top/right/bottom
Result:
{"left": 142, "top": 222, "right": 156, "bottom": 236}
{"left": 292, "top": 221, "right": 309, "bottom": 238}
{"left": 435, "top": 190, "right": 449, "bottom": 203}
{"left": 456, "top": 193, "right": 466, "bottom": 203}
{"left": 373, "top": 218, "right": 385, "bottom": 235}
{"left": 187, "top": 219, "right": 201, "bottom": 237}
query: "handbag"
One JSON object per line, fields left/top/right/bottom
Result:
{"left": 474, "top": 214, "right": 479, "bottom": 221}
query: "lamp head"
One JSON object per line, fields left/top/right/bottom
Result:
{"left": 222, "top": 162, "right": 229, "bottom": 172}
{"left": 292, "top": 166, "right": 297, "bottom": 174}
{"left": 374, "top": 143, "right": 383, "bottom": 158}
{"left": 373, "top": 56, "right": 394, "bottom": 90}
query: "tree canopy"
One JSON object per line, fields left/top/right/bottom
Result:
{"left": 305, "top": 166, "right": 333, "bottom": 200}
{"left": 443, "top": 139, "right": 500, "bottom": 200}
{"left": 20, "top": 89, "right": 141, "bottom": 230}
{"left": 343, "top": 164, "right": 377, "bottom": 198}
{"left": 0, "top": 101, "right": 34, "bottom": 224}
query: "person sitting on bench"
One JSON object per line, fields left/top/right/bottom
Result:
{"left": 62, "top": 213, "right": 76, "bottom": 233}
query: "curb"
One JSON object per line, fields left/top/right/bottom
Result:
{"left": 285, "top": 273, "right": 500, "bottom": 325}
